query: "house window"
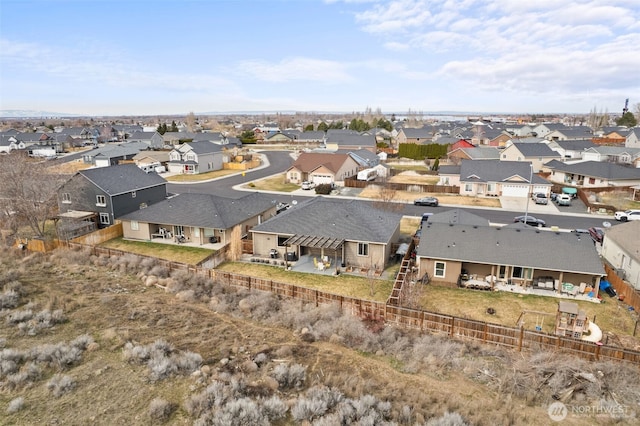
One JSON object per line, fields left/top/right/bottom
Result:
{"left": 130, "top": 220, "right": 139, "bottom": 231}
{"left": 96, "top": 195, "right": 106, "bottom": 206}
{"left": 434, "top": 262, "right": 446, "bottom": 278}
{"left": 357, "top": 243, "right": 369, "bottom": 256}
{"left": 589, "top": 178, "right": 595, "bottom": 184}
{"left": 61, "top": 193, "right": 71, "bottom": 204}
{"left": 99, "top": 213, "right": 110, "bottom": 225}
{"left": 487, "top": 183, "right": 495, "bottom": 192}
{"left": 185, "top": 153, "right": 195, "bottom": 161}
{"left": 502, "top": 154, "right": 506, "bottom": 159}
{"left": 277, "top": 236, "right": 289, "bottom": 247}
{"left": 131, "top": 191, "right": 136, "bottom": 198}
{"left": 465, "top": 183, "right": 472, "bottom": 192}
{"left": 512, "top": 267, "right": 532, "bottom": 280}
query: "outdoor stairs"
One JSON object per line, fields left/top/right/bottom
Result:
{"left": 387, "top": 258, "right": 411, "bottom": 306}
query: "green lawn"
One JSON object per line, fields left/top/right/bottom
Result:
{"left": 419, "top": 284, "right": 637, "bottom": 337}
{"left": 99, "top": 238, "right": 214, "bottom": 265}
{"left": 216, "top": 262, "right": 395, "bottom": 302}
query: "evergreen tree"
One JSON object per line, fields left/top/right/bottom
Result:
{"left": 170, "top": 120, "right": 179, "bottom": 132}
{"left": 616, "top": 111, "right": 638, "bottom": 127}
{"left": 304, "top": 124, "right": 314, "bottom": 131}
{"left": 317, "top": 122, "right": 329, "bottom": 132}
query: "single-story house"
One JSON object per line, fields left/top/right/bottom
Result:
{"left": 415, "top": 210, "right": 604, "bottom": 297}
{"left": 545, "top": 139, "right": 596, "bottom": 160}
{"left": 285, "top": 152, "right": 360, "bottom": 185}
{"left": 581, "top": 146, "right": 640, "bottom": 165}
{"left": 325, "top": 130, "right": 376, "bottom": 153}
{"left": 250, "top": 197, "right": 402, "bottom": 272}
{"left": 119, "top": 192, "right": 277, "bottom": 246}
{"left": 544, "top": 160, "right": 640, "bottom": 188}
{"left": 448, "top": 147, "right": 500, "bottom": 164}
{"left": 457, "top": 160, "right": 551, "bottom": 198}
{"left": 600, "top": 221, "right": 640, "bottom": 290}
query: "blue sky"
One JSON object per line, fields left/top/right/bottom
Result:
{"left": 1, "top": 0, "right": 639, "bottom": 116}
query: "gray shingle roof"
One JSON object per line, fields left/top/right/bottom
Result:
{"left": 460, "top": 147, "right": 500, "bottom": 160}
{"left": 251, "top": 197, "right": 402, "bottom": 243}
{"left": 426, "top": 208, "right": 490, "bottom": 226}
{"left": 459, "top": 160, "right": 547, "bottom": 184}
{"left": 119, "top": 192, "right": 274, "bottom": 229}
{"left": 185, "top": 140, "right": 223, "bottom": 154}
{"left": 543, "top": 161, "right": 640, "bottom": 180}
{"left": 79, "top": 164, "right": 166, "bottom": 195}
{"left": 512, "top": 142, "right": 560, "bottom": 157}
{"left": 553, "top": 139, "right": 596, "bottom": 151}
{"left": 416, "top": 220, "right": 604, "bottom": 275}
{"left": 604, "top": 221, "right": 640, "bottom": 260}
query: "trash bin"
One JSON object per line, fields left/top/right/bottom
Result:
{"left": 286, "top": 252, "right": 297, "bottom": 261}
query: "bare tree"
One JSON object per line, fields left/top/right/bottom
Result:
{"left": 372, "top": 176, "right": 404, "bottom": 213}
{"left": 0, "top": 153, "right": 66, "bottom": 238}
{"left": 185, "top": 112, "right": 197, "bottom": 132}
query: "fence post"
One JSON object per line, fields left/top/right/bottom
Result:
{"left": 449, "top": 316, "right": 455, "bottom": 337}
{"left": 483, "top": 322, "right": 488, "bottom": 343}
{"left": 594, "top": 344, "right": 600, "bottom": 361}
{"left": 315, "top": 289, "right": 319, "bottom": 307}
{"left": 420, "top": 311, "right": 424, "bottom": 331}
{"left": 518, "top": 326, "right": 524, "bottom": 352}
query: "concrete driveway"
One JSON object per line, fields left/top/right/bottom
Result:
{"left": 499, "top": 196, "right": 559, "bottom": 214}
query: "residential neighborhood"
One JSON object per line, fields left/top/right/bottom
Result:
{"left": 1, "top": 111, "right": 640, "bottom": 425}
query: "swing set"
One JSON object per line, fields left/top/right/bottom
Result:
{"left": 515, "top": 310, "right": 555, "bottom": 332}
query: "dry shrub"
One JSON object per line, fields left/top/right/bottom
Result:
{"left": 0, "top": 270, "right": 21, "bottom": 286}
{"left": 184, "top": 381, "right": 227, "bottom": 418}
{"left": 123, "top": 339, "right": 202, "bottom": 382}
{"left": 271, "top": 363, "right": 306, "bottom": 390}
{"left": 168, "top": 270, "right": 214, "bottom": 298}
{"left": 259, "top": 395, "right": 288, "bottom": 421}
{"left": 0, "top": 290, "right": 20, "bottom": 310}
{"left": 47, "top": 374, "right": 76, "bottom": 397}
{"left": 52, "top": 247, "right": 92, "bottom": 266}
{"left": 426, "top": 411, "right": 469, "bottom": 426}
{"left": 198, "top": 397, "right": 267, "bottom": 426}
{"left": 148, "top": 397, "right": 175, "bottom": 422}
{"left": 6, "top": 397, "right": 25, "bottom": 414}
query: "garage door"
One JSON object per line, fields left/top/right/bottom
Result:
{"left": 312, "top": 174, "right": 333, "bottom": 184}
{"left": 502, "top": 184, "right": 529, "bottom": 197}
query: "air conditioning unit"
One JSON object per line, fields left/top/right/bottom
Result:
{"left": 615, "top": 269, "right": 626, "bottom": 279}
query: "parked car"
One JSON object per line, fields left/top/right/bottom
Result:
{"left": 414, "top": 197, "right": 439, "bottom": 207}
{"left": 301, "top": 181, "right": 315, "bottom": 190}
{"left": 588, "top": 227, "right": 605, "bottom": 244}
{"left": 533, "top": 193, "right": 548, "bottom": 205}
{"left": 556, "top": 194, "right": 572, "bottom": 206}
{"left": 614, "top": 209, "right": 640, "bottom": 222}
{"left": 514, "top": 215, "right": 546, "bottom": 227}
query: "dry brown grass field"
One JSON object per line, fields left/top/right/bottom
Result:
{"left": 2, "top": 247, "right": 637, "bottom": 425}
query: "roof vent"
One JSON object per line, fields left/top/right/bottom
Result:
{"left": 449, "top": 223, "right": 454, "bottom": 227}
{"left": 516, "top": 229, "right": 520, "bottom": 232}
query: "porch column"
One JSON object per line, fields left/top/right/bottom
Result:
{"left": 558, "top": 272, "right": 564, "bottom": 294}
{"left": 594, "top": 276, "right": 601, "bottom": 299}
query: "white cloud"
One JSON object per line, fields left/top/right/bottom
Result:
{"left": 235, "top": 57, "right": 354, "bottom": 83}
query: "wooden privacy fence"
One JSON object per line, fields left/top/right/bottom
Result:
{"left": 343, "top": 177, "right": 460, "bottom": 194}
{"left": 65, "top": 242, "right": 640, "bottom": 365}
{"left": 605, "top": 264, "right": 640, "bottom": 313}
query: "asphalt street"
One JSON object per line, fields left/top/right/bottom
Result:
{"left": 165, "top": 149, "right": 617, "bottom": 231}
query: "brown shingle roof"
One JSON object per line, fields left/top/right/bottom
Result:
{"left": 290, "top": 152, "right": 352, "bottom": 173}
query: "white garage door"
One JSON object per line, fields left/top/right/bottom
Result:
{"left": 312, "top": 174, "right": 333, "bottom": 184}
{"left": 502, "top": 184, "right": 529, "bottom": 197}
